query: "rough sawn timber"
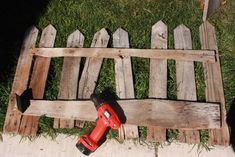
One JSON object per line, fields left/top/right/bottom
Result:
{"left": 113, "top": 28, "right": 139, "bottom": 140}
{"left": 31, "top": 48, "right": 216, "bottom": 63}
{"left": 53, "top": 30, "right": 84, "bottom": 128}
{"left": 77, "top": 28, "right": 109, "bottom": 127}
{"left": 174, "top": 24, "right": 200, "bottom": 144}
{"left": 147, "top": 20, "right": 167, "bottom": 142}
{"left": 199, "top": 21, "right": 230, "bottom": 146}
{"left": 78, "top": 29, "right": 110, "bottom": 99}
{"left": 20, "top": 99, "right": 221, "bottom": 129}
{"left": 3, "top": 26, "right": 38, "bottom": 134}
{"left": 18, "top": 25, "right": 56, "bottom": 136}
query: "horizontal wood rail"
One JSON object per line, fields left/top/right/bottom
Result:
{"left": 30, "top": 48, "right": 216, "bottom": 63}
{"left": 19, "top": 99, "right": 221, "bottom": 129}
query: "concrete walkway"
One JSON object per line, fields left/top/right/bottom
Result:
{"left": 0, "top": 134, "right": 234, "bottom": 157}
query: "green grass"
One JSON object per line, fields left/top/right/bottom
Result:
{"left": 0, "top": 0, "right": 234, "bottom": 149}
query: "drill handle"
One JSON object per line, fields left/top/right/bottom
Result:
{"left": 90, "top": 93, "right": 104, "bottom": 109}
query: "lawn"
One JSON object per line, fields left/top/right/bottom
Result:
{"left": 0, "top": 0, "right": 234, "bottom": 147}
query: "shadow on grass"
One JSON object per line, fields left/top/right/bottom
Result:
{"left": 0, "top": 0, "right": 49, "bottom": 131}
{"left": 0, "top": 0, "right": 49, "bottom": 82}
{"left": 227, "top": 98, "right": 235, "bottom": 151}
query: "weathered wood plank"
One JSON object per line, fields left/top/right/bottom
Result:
{"left": 203, "top": 0, "right": 221, "bottom": 21}
{"left": 113, "top": 28, "right": 139, "bottom": 140}
{"left": 3, "top": 26, "right": 39, "bottom": 133}
{"left": 76, "top": 28, "right": 109, "bottom": 127}
{"left": 174, "top": 24, "right": 200, "bottom": 144}
{"left": 78, "top": 28, "right": 110, "bottom": 98}
{"left": 18, "top": 25, "right": 56, "bottom": 136}
{"left": 20, "top": 99, "right": 221, "bottom": 129}
{"left": 199, "top": 21, "right": 229, "bottom": 146}
{"left": 31, "top": 48, "right": 216, "bottom": 63}
{"left": 53, "top": 30, "right": 84, "bottom": 128}
{"left": 147, "top": 20, "right": 167, "bottom": 142}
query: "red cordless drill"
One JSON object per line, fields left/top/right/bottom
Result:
{"left": 76, "top": 93, "right": 121, "bottom": 155}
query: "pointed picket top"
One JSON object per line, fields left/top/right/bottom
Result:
{"left": 113, "top": 28, "right": 129, "bottom": 48}
{"left": 67, "top": 30, "right": 84, "bottom": 48}
{"left": 174, "top": 24, "right": 192, "bottom": 49}
{"left": 201, "top": 21, "right": 215, "bottom": 32}
{"left": 199, "top": 21, "right": 217, "bottom": 50}
{"left": 39, "top": 24, "right": 57, "bottom": 47}
{"left": 22, "top": 26, "right": 39, "bottom": 50}
{"left": 27, "top": 26, "right": 39, "bottom": 40}
{"left": 151, "top": 20, "right": 167, "bottom": 49}
{"left": 91, "top": 28, "right": 110, "bottom": 47}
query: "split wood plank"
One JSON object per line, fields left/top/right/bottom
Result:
{"left": 77, "top": 28, "right": 109, "bottom": 127}
{"left": 53, "top": 30, "right": 84, "bottom": 128}
{"left": 3, "top": 26, "right": 39, "bottom": 133}
{"left": 147, "top": 21, "right": 167, "bottom": 142}
{"left": 18, "top": 25, "right": 56, "bottom": 136}
{"left": 113, "top": 28, "right": 139, "bottom": 140}
{"left": 78, "top": 28, "right": 110, "bottom": 98}
{"left": 199, "top": 21, "right": 229, "bottom": 146}
{"left": 20, "top": 99, "right": 221, "bottom": 129}
{"left": 31, "top": 48, "right": 216, "bottom": 63}
{"left": 203, "top": 0, "right": 221, "bottom": 21}
{"left": 174, "top": 24, "right": 200, "bottom": 144}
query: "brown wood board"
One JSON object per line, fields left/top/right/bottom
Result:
{"left": 147, "top": 20, "right": 168, "bottom": 142}
{"left": 199, "top": 21, "right": 229, "bottom": 146}
{"left": 174, "top": 24, "right": 200, "bottom": 144}
{"left": 3, "top": 26, "right": 39, "bottom": 133}
{"left": 76, "top": 28, "right": 109, "bottom": 127}
{"left": 53, "top": 30, "right": 84, "bottom": 128}
{"left": 113, "top": 28, "right": 139, "bottom": 140}
{"left": 18, "top": 25, "right": 56, "bottom": 136}
{"left": 31, "top": 48, "right": 216, "bottom": 63}
{"left": 19, "top": 99, "right": 221, "bottom": 129}
{"left": 77, "top": 29, "right": 110, "bottom": 99}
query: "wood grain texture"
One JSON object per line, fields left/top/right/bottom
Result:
{"left": 21, "top": 99, "right": 221, "bottom": 129}
{"left": 53, "top": 30, "right": 84, "bottom": 128}
{"left": 4, "top": 26, "right": 38, "bottom": 133}
{"left": 174, "top": 24, "right": 200, "bottom": 144}
{"left": 31, "top": 48, "right": 216, "bottom": 63}
{"left": 203, "top": 0, "right": 221, "bottom": 21}
{"left": 147, "top": 21, "right": 167, "bottom": 142}
{"left": 78, "top": 28, "right": 110, "bottom": 99}
{"left": 199, "top": 21, "right": 229, "bottom": 146}
{"left": 113, "top": 28, "right": 139, "bottom": 140}
{"left": 18, "top": 25, "right": 56, "bottom": 136}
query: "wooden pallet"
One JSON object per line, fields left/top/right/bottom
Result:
{"left": 4, "top": 21, "right": 229, "bottom": 146}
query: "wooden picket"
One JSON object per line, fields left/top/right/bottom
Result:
{"left": 3, "top": 21, "right": 229, "bottom": 146}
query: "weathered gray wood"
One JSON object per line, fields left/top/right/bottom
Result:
{"left": 53, "top": 30, "right": 84, "bottom": 128}
{"left": 18, "top": 25, "right": 56, "bottom": 136}
{"left": 147, "top": 20, "right": 167, "bottom": 142}
{"left": 76, "top": 28, "right": 109, "bottom": 127}
{"left": 203, "top": 0, "right": 221, "bottom": 21}
{"left": 199, "top": 21, "right": 229, "bottom": 146}
{"left": 113, "top": 28, "right": 139, "bottom": 140}
{"left": 20, "top": 99, "right": 221, "bottom": 129}
{"left": 4, "top": 26, "right": 39, "bottom": 134}
{"left": 174, "top": 24, "right": 200, "bottom": 144}
{"left": 78, "top": 29, "right": 110, "bottom": 99}
{"left": 31, "top": 48, "right": 216, "bottom": 63}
